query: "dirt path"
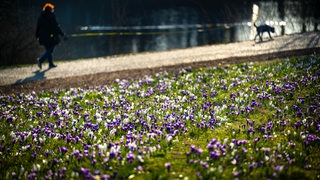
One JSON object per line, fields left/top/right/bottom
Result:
{"left": 1, "top": 32, "right": 320, "bottom": 94}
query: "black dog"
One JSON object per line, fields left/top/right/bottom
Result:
{"left": 254, "top": 23, "right": 275, "bottom": 42}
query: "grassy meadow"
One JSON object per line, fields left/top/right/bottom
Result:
{"left": 1, "top": 55, "right": 320, "bottom": 179}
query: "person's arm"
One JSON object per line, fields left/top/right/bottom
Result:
{"left": 53, "top": 15, "right": 65, "bottom": 36}
{"left": 50, "top": 13, "right": 65, "bottom": 37}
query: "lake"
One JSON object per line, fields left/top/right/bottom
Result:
{"left": 54, "top": 0, "right": 319, "bottom": 60}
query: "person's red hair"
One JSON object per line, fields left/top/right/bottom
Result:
{"left": 42, "top": 3, "right": 54, "bottom": 11}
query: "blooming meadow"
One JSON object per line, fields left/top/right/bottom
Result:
{"left": 1, "top": 55, "right": 320, "bottom": 179}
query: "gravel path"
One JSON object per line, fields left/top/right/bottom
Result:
{"left": 0, "top": 32, "right": 320, "bottom": 93}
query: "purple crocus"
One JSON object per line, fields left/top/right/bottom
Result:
{"left": 126, "top": 151, "right": 135, "bottom": 164}
{"left": 80, "top": 167, "right": 91, "bottom": 179}
{"left": 60, "top": 147, "right": 68, "bottom": 155}
{"left": 197, "top": 148, "right": 203, "bottom": 155}
{"left": 248, "top": 126, "right": 254, "bottom": 133}
{"left": 190, "top": 145, "right": 197, "bottom": 153}
{"left": 165, "top": 162, "right": 171, "bottom": 172}
{"left": 52, "top": 158, "right": 58, "bottom": 166}
{"left": 253, "top": 137, "right": 260, "bottom": 143}
{"left": 136, "top": 165, "right": 143, "bottom": 172}
{"left": 209, "top": 151, "right": 221, "bottom": 160}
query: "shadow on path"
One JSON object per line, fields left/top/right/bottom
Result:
{"left": 14, "top": 69, "right": 50, "bottom": 85}
{"left": 306, "top": 32, "right": 320, "bottom": 48}
{"left": 279, "top": 32, "right": 320, "bottom": 51}
{"left": 254, "top": 39, "right": 274, "bottom": 45}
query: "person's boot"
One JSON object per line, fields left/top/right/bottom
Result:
{"left": 49, "top": 64, "right": 57, "bottom": 69}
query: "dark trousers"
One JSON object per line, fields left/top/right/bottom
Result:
{"left": 39, "top": 45, "right": 55, "bottom": 66}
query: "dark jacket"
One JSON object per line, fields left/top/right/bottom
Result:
{"left": 36, "top": 10, "right": 64, "bottom": 46}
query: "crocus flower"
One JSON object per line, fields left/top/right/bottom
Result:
{"left": 190, "top": 145, "right": 196, "bottom": 153}
{"left": 165, "top": 162, "right": 171, "bottom": 172}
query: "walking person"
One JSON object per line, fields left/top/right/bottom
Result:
{"left": 36, "top": 3, "right": 65, "bottom": 69}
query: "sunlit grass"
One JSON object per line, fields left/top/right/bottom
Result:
{"left": 1, "top": 55, "right": 319, "bottom": 179}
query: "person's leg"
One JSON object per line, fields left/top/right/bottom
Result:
{"left": 38, "top": 45, "right": 56, "bottom": 69}
{"left": 46, "top": 45, "right": 56, "bottom": 68}
{"left": 38, "top": 46, "right": 49, "bottom": 69}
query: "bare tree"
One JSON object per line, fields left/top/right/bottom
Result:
{"left": 0, "top": 0, "right": 40, "bottom": 66}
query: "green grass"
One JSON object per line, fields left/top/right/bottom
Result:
{"left": 0, "top": 55, "right": 320, "bottom": 179}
